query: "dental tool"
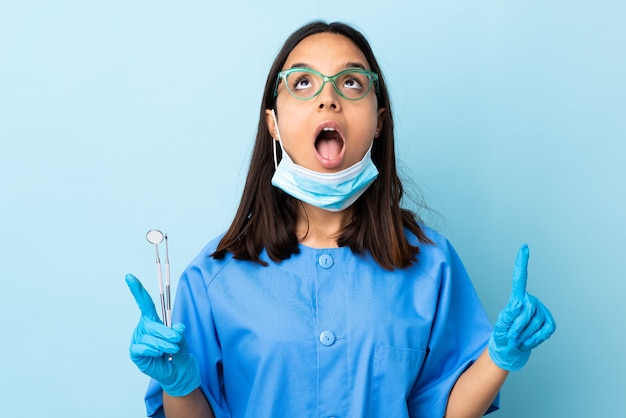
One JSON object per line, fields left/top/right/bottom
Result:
{"left": 146, "top": 229, "right": 173, "bottom": 361}
{"left": 164, "top": 234, "right": 172, "bottom": 329}
{"left": 146, "top": 229, "right": 168, "bottom": 327}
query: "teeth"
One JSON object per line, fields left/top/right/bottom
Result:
{"left": 322, "top": 127, "right": 335, "bottom": 132}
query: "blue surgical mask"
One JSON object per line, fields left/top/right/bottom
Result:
{"left": 270, "top": 110, "right": 379, "bottom": 212}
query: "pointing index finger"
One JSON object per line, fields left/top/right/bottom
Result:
{"left": 125, "top": 274, "right": 160, "bottom": 322}
{"left": 511, "top": 244, "right": 529, "bottom": 299}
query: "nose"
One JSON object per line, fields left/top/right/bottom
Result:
{"left": 317, "top": 80, "right": 340, "bottom": 111}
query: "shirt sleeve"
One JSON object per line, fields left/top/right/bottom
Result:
{"left": 144, "top": 262, "right": 232, "bottom": 418}
{"left": 407, "top": 237, "right": 499, "bottom": 417}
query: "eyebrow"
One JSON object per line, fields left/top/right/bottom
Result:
{"left": 288, "top": 61, "right": 368, "bottom": 71}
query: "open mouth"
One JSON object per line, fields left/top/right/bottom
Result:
{"left": 315, "top": 127, "right": 345, "bottom": 162}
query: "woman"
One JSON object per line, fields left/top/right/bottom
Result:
{"left": 126, "top": 21, "right": 555, "bottom": 418}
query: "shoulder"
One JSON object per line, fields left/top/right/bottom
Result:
{"left": 190, "top": 233, "right": 228, "bottom": 263}
{"left": 182, "top": 232, "right": 273, "bottom": 287}
{"left": 405, "top": 224, "right": 467, "bottom": 282}
{"left": 407, "top": 224, "right": 458, "bottom": 260}
{"left": 180, "top": 233, "right": 234, "bottom": 288}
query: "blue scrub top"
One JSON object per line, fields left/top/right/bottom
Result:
{"left": 145, "top": 226, "right": 499, "bottom": 417}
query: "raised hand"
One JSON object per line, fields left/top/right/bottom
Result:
{"left": 488, "top": 245, "right": 556, "bottom": 371}
{"left": 126, "top": 274, "right": 201, "bottom": 396}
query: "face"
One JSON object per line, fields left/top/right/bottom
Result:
{"left": 266, "top": 33, "right": 385, "bottom": 173}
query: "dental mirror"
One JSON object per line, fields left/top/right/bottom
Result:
{"left": 146, "top": 229, "right": 164, "bottom": 245}
{"left": 145, "top": 228, "right": 173, "bottom": 360}
{"left": 146, "top": 228, "right": 168, "bottom": 328}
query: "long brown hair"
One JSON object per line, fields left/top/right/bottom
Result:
{"left": 212, "top": 21, "right": 431, "bottom": 269}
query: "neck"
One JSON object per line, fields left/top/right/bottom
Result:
{"left": 296, "top": 202, "right": 352, "bottom": 248}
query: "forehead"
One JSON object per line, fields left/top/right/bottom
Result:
{"left": 283, "top": 32, "right": 371, "bottom": 71}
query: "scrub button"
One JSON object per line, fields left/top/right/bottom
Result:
{"left": 318, "top": 254, "right": 334, "bottom": 269}
{"left": 319, "top": 331, "right": 336, "bottom": 346}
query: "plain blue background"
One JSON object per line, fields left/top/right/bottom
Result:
{"left": 1, "top": 1, "right": 624, "bottom": 416}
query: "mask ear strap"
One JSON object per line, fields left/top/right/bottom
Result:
{"left": 271, "top": 109, "right": 281, "bottom": 170}
{"left": 273, "top": 135, "right": 278, "bottom": 170}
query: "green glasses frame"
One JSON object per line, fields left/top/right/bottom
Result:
{"left": 274, "top": 67, "right": 380, "bottom": 101}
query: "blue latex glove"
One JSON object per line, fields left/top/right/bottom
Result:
{"left": 126, "top": 273, "right": 201, "bottom": 397}
{"left": 488, "top": 245, "right": 556, "bottom": 371}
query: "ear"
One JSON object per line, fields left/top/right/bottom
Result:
{"left": 265, "top": 109, "right": 279, "bottom": 140}
{"left": 375, "top": 107, "right": 385, "bottom": 138}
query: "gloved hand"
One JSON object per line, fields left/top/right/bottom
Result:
{"left": 488, "top": 245, "right": 556, "bottom": 371}
{"left": 126, "top": 273, "right": 201, "bottom": 396}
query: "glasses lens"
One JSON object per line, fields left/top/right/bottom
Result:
{"left": 280, "top": 69, "right": 375, "bottom": 100}
{"left": 284, "top": 70, "right": 324, "bottom": 99}
{"left": 335, "top": 71, "right": 373, "bottom": 100}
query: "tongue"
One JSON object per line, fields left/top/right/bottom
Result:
{"left": 316, "top": 137, "right": 342, "bottom": 160}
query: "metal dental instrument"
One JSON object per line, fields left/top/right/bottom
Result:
{"left": 164, "top": 234, "right": 172, "bottom": 328}
{"left": 146, "top": 229, "right": 169, "bottom": 328}
{"left": 146, "top": 229, "right": 173, "bottom": 361}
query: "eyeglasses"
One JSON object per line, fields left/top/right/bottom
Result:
{"left": 274, "top": 67, "right": 379, "bottom": 101}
